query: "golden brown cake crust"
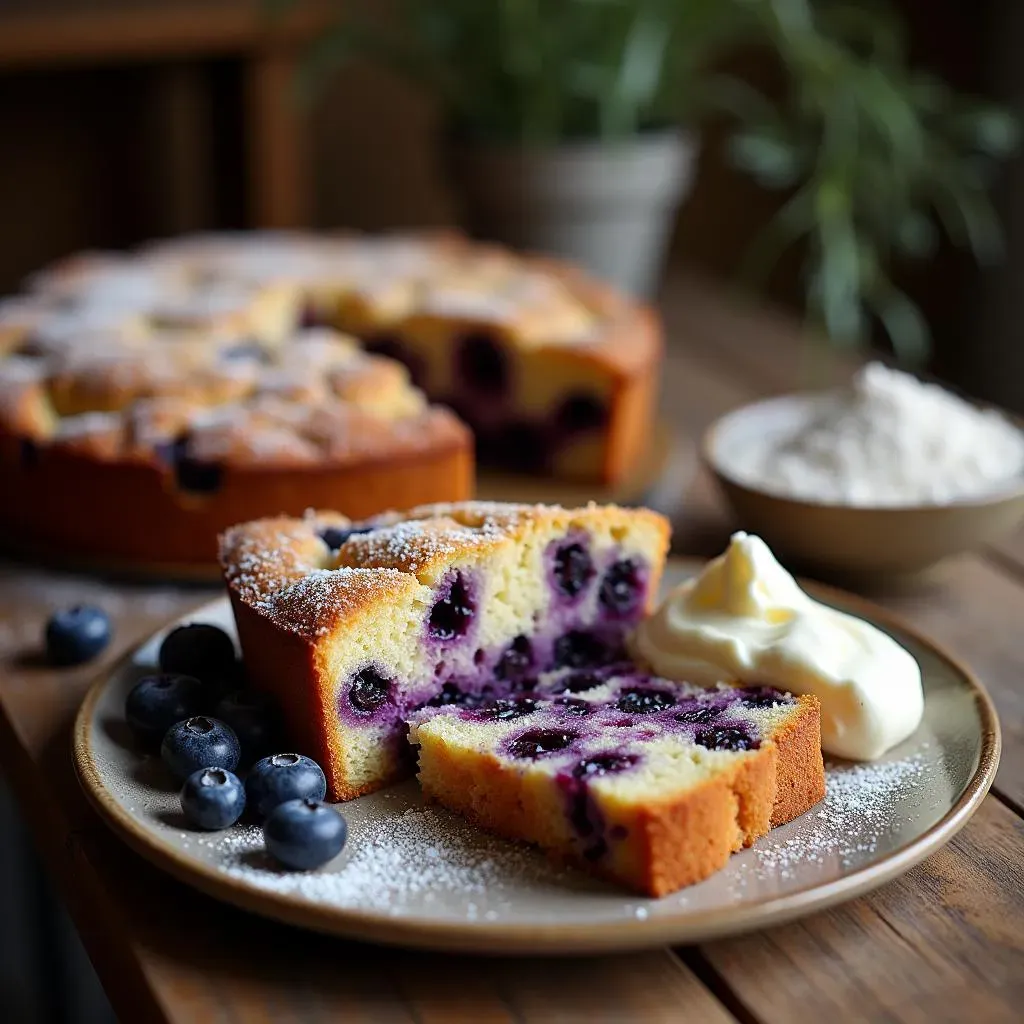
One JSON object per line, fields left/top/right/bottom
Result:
{"left": 222, "top": 501, "right": 671, "bottom": 639}
{"left": 768, "top": 694, "right": 827, "bottom": 827}
{"left": 0, "top": 422, "right": 472, "bottom": 566}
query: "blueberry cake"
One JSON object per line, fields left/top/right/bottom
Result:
{"left": 0, "top": 232, "right": 659, "bottom": 566}
{"left": 410, "top": 673, "right": 824, "bottom": 896}
{"left": 219, "top": 501, "right": 671, "bottom": 800}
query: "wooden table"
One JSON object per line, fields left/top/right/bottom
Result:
{"left": 2, "top": 273, "right": 1023, "bottom": 1023}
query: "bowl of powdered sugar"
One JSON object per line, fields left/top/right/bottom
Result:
{"left": 703, "top": 362, "right": 1024, "bottom": 578}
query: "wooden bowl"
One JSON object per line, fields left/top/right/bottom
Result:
{"left": 702, "top": 394, "right": 1024, "bottom": 579}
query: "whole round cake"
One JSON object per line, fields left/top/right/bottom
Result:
{"left": 0, "top": 232, "right": 661, "bottom": 568}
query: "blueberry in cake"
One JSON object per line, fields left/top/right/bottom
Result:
{"left": 1, "top": 232, "right": 660, "bottom": 567}
{"left": 219, "top": 501, "right": 671, "bottom": 801}
{"left": 409, "top": 674, "right": 824, "bottom": 896}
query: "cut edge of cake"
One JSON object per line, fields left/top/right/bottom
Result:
{"left": 409, "top": 677, "right": 825, "bottom": 897}
{"left": 220, "top": 501, "right": 672, "bottom": 802}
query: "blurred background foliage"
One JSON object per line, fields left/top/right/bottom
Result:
{"left": 275, "top": 0, "right": 1018, "bottom": 363}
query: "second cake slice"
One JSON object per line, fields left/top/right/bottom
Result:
{"left": 409, "top": 671, "right": 825, "bottom": 896}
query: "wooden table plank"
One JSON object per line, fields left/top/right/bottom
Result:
{"left": 988, "top": 528, "right": 1024, "bottom": 577}
{"left": 0, "top": 561, "right": 732, "bottom": 1024}
{"left": 694, "top": 797, "right": 1024, "bottom": 1024}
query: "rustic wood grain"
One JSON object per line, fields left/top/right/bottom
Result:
{"left": 692, "top": 797, "right": 1024, "bottom": 1024}
{"left": 987, "top": 528, "right": 1024, "bottom": 578}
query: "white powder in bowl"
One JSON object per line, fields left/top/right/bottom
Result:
{"left": 727, "top": 362, "right": 1024, "bottom": 506}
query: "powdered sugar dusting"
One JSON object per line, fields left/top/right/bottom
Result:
{"left": 270, "top": 566, "right": 413, "bottom": 639}
{"left": 215, "top": 803, "right": 574, "bottom": 914}
{"left": 340, "top": 517, "right": 504, "bottom": 576}
{"left": 721, "top": 750, "right": 934, "bottom": 894}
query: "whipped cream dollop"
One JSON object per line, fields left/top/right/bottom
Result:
{"left": 632, "top": 532, "right": 924, "bottom": 760}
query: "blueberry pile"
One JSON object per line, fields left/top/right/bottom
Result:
{"left": 124, "top": 622, "right": 346, "bottom": 871}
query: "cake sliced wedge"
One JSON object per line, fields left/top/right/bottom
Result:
{"left": 220, "top": 501, "right": 670, "bottom": 801}
{"left": 409, "top": 672, "right": 825, "bottom": 896}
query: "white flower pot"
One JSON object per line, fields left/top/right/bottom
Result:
{"left": 449, "top": 130, "right": 698, "bottom": 297}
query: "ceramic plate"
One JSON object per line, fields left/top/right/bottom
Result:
{"left": 73, "top": 561, "right": 1000, "bottom": 954}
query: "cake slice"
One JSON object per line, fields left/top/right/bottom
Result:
{"left": 409, "top": 672, "right": 825, "bottom": 896}
{"left": 220, "top": 501, "right": 671, "bottom": 801}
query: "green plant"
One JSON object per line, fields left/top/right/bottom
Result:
{"left": 274, "top": 0, "right": 1017, "bottom": 362}
{"left": 720, "top": 0, "right": 1019, "bottom": 362}
{"left": 275, "top": 0, "right": 750, "bottom": 142}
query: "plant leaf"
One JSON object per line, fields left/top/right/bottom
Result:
{"left": 929, "top": 161, "right": 1005, "bottom": 263}
{"left": 728, "top": 129, "right": 805, "bottom": 188}
{"left": 740, "top": 185, "right": 816, "bottom": 285}
{"left": 893, "top": 210, "right": 938, "bottom": 259}
{"left": 867, "top": 281, "right": 931, "bottom": 366}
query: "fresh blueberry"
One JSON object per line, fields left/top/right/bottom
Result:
{"left": 572, "top": 753, "right": 637, "bottom": 778}
{"left": 560, "top": 671, "right": 605, "bottom": 694}
{"left": 556, "top": 393, "right": 607, "bottom": 434}
{"left": 739, "top": 688, "right": 789, "bottom": 709}
{"left": 213, "top": 689, "right": 280, "bottom": 766}
{"left": 506, "top": 728, "right": 578, "bottom": 759}
{"left": 551, "top": 542, "right": 594, "bottom": 599}
{"left": 363, "top": 334, "right": 428, "bottom": 388}
{"left": 494, "top": 635, "right": 533, "bottom": 682}
{"left": 158, "top": 624, "right": 237, "bottom": 688}
{"left": 599, "top": 559, "right": 645, "bottom": 618}
{"left": 615, "top": 687, "right": 676, "bottom": 715}
{"left": 125, "top": 673, "right": 206, "bottom": 749}
{"left": 45, "top": 606, "right": 111, "bottom": 666}
{"left": 318, "top": 524, "right": 373, "bottom": 552}
{"left": 246, "top": 753, "right": 327, "bottom": 819}
{"left": 346, "top": 668, "right": 391, "bottom": 715}
{"left": 553, "top": 631, "right": 607, "bottom": 669}
{"left": 157, "top": 435, "right": 223, "bottom": 494}
{"left": 555, "top": 698, "right": 593, "bottom": 717}
{"left": 674, "top": 703, "right": 722, "bottom": 724}
{"left": 479, "top": 697, "right": 539, "bottom": 722}
{"left": 263, "top": 799, "right": 347, "bottom": 870}
{"left": 456, "top": 332, "right": 508, "bottom": 395}
{"left": 694, "top": 726, "right": 759, "bottom": 752}
{"left": 180, "top": 768, "right": 246, "bottom": 830}
{"left": 428, "top": 573, "right": 475, "bottom": 641}
{"left": 160, "top": 716, "right": 240, "bottom": 780}
{"left": 175, "top": 456, "right": 223, "bottom": 495}
{"left": 426, "top": 683, "right": 485, "bottom": 709}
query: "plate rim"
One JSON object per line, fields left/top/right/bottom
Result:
{"left": 72, "top": 571, "right": 1002, "bottom": 955}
